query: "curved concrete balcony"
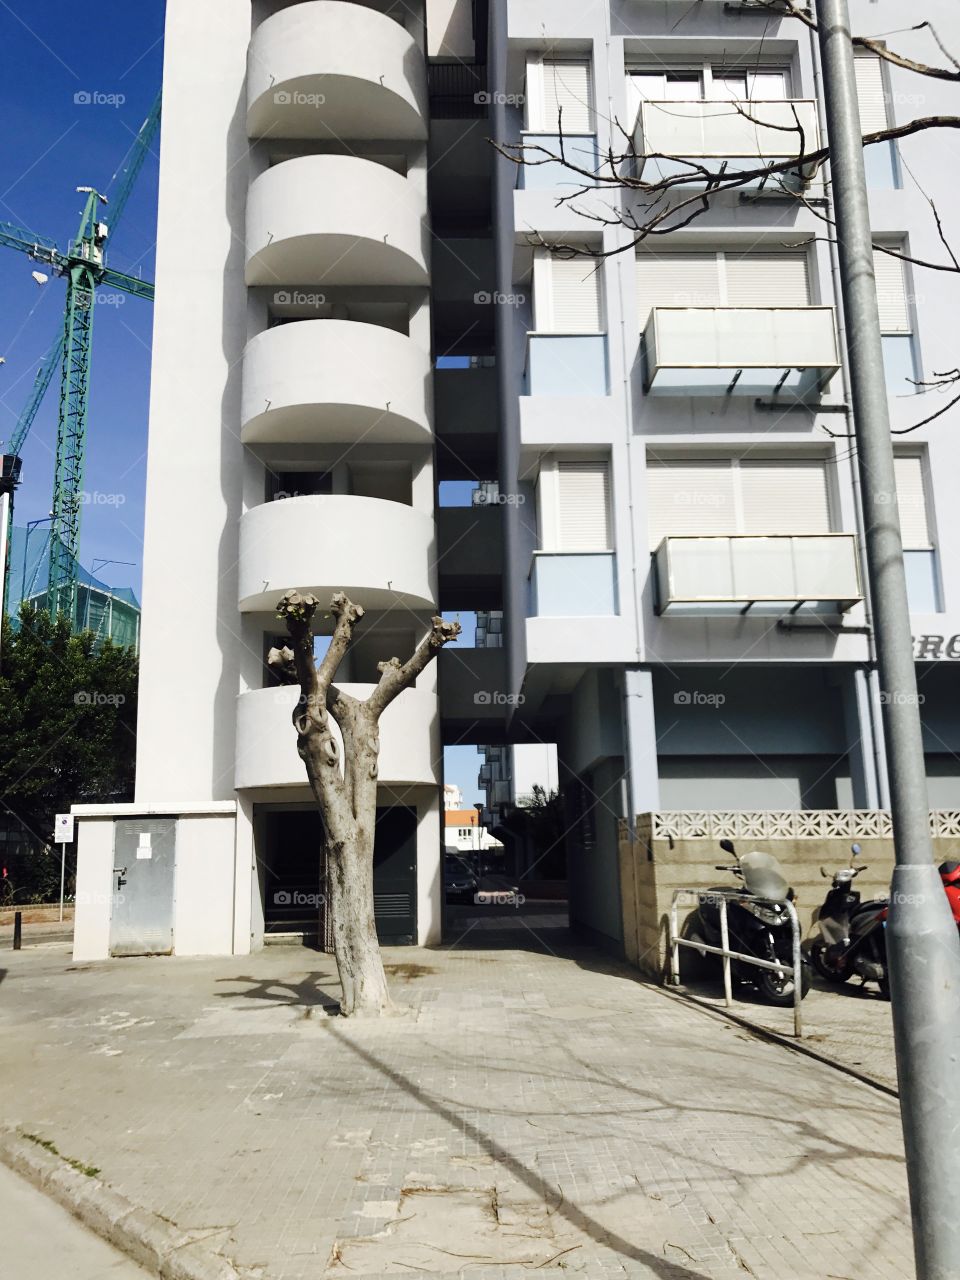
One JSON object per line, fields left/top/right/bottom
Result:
{"left": 248, "top": 1, "right": 427, "bottom": 141}
{"left": 241, "top": 320, "right": 432, "bottom": 445}
{"left": 238, "top": 494, "right": 435, "bottom": 613}
{"left": 236, "top": 683, "right": 438, "bottom": 790}
{"left": 246, "top": 156, "right": 428, "bottom": 286}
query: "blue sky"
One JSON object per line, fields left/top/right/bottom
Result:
{"left": 0, "top": 1, "right": 164, "bottom": 599}
{"left": 0, "top": 4, "right": 485, "bottom": 804}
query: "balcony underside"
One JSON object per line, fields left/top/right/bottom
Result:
{"left": 250, "top": 75, "right": 427, "bottom": 141}
{"left": 646, "top": 365, "right": 833, "bottom": 399}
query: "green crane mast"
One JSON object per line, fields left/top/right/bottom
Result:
{"left": 0, "top": 92, "right": 160, "bottom": 624}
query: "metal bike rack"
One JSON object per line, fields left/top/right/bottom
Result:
{"left": 668, "top": 887, "right": 805, "bottom": 1038}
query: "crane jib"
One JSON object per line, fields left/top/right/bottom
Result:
{"left": 0, "top": 89, "right": 161, "bottom": 627}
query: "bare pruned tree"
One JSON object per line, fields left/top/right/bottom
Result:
{"left": 496, "top": 4, "right": 960, "bottom": 430}
{"left": 268, "top": 590, "right": 459, "bottom": 1017}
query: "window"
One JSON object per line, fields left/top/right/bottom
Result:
{"left": 855, "top": 53, "right": 899, "bottom": 187}
{"left": 538, "top": 458, "right": 613, "bottom": 551}
{"left": 645, "top": 456, "right": 832, "bottom": 548}
{"left": 635, "top": 250, "right": 811, "bottom": 327}
{"left": 526, "top": 57, "right": 593, "bottom": 133}
{"left": 557, "top": 461, "right": 612, "bottom": 550}
{"left": 895, "top": 453, "right": 941, "bottom": 612}
{"left": 628, "top": 66, "right": 789, "bottom": 106}
{"left": 534, "top": 253, "right": 603, "bottom": 333}
{"left": 526, "top": 254, "right": 608, "bottom": 396}
{"left": 874, "top": 247, "right": 918, "bottom": 395}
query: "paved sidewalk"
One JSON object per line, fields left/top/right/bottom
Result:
{"left": 0, "top": 923, "right": 912, "bottom": 1279}
{"left": 673, "top": 973, "right": 897, "bottom": 1092}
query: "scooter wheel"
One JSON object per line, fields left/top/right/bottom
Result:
{"left": 757, "top": 960, "right": 811, "bottom": 1006}
{"left": 810, "top": 943, "right": 851, "bottom": 984}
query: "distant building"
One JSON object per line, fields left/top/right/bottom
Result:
{"left": 444, "top": 808, "right": 503, "bottom": 856}
{"left": 7, "top": 526, "right": 140, "bottom": 651}
{"left": 443, "top": 783, "right": 463, "bottom": 811}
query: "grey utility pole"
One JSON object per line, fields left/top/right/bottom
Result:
{"left": 815, "top": 3, "right": 960, "bottom": 1276}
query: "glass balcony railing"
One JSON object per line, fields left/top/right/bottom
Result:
{"left": 634, "top": 99, "right": 820, "bottom": 186}
{"left": 517, "top": 133, "right": 598, "bottom": 190}
{"left": 530, "top": 551, "right": 618, "bottom": 617}
{"left": 642, "top": 306, "right": 840, "bottom": 399}
{"left": 654, "top": 534, "right": 863, "bottom": 616}
{"left": 523, "top": 333, "right": 609, "bottom": 397}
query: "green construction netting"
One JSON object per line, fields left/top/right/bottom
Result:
{"left": 6, "top": 526, "right": 140, "bottom": 651}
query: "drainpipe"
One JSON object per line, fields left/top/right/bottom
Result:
{"left": 603, "top": 18, "right": 649, "bottom": 834}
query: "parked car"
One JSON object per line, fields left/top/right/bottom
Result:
{"left": 444, "top": 852, "right": 478, "bottom": 903}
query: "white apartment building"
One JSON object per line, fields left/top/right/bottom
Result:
{"left": 71, "top": 0, "right": 960, "bottom": 962}
{"left": 482, "top": 0, "right": 960, "bottom": 951}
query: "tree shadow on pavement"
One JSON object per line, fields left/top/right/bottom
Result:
{"left": 214, "top": 969, "right": 342, "bottom": 1013}
{"left": 322, "top": 1023, "right": 715, "bottom": 1280}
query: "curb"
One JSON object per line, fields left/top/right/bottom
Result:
{"left": 0, "top": 1128, "right": 241, "bottom": 1280}
{"left": 653, "top": 982, "right": 899, "bottom": 1098}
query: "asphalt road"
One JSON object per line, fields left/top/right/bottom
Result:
{"left": 0, "top": 1161, "right": 148, "bottom": 1279}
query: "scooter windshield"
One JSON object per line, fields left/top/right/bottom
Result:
{"left": 739, "top": 851, "right": 790, "bottom": 903}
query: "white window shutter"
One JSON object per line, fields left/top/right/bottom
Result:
{"left": 894, "top": 455, "right": 931, "bottom": 548}
{"left": 556, "top": 461, "right": 611, "bottom": 550}
{"left": 645, "top": 460, "right": 738, "bottom": 548}
{"left": 873, "top": 249, "right": 911, "bottom": 333}
{"left": 549, "top": 257, "right": 602, "bottom": 332}
{"left": 855, "top": 54, "right": 889, "bottom": 133}
{"left": 738, "top": 460, "right": 831, "bottom": 534}
{"left": 542, "top": 60, "right": 593, "bottom": 133}
{"left": 636, "top": 253, "right": 722, "bottom": 327}
{"left": 724, "top": 253, "right": 811, "bottom": 306}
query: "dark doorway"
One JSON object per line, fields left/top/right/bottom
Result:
{"left": 372, "top": 806, "right": 418, "bottom": 945}
{"left": 260, "top": 806, "right": 417, "bottom": 946}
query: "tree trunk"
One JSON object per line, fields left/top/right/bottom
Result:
{"left": 326, "top": 828, "right": 391, "bottom": 1017}
{"left": 269, "top": 591, "right": 459, "bottom": 1018}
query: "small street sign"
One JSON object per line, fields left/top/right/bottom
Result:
{"left": 54, "top": 813, "right": 75, "bottom": 844}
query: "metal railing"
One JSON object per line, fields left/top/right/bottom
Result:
{"left": 668, "top": 887, "right": 804, "bottom": 1037}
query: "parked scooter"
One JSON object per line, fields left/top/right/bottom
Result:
{"left": 686, "top": 839, "right": 810, "bottom": 1006}
{"left": 939, "top": 861, "right": 960, "bottom": 928}
{"left": 809, "top": 843, "right": 890, "bottom": 997}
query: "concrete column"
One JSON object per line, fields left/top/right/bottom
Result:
{"left": 622, "top": 668, "right": 660, "bottom": 822}
{"left": 233, "top": 794, "right": 255, "bottom": 955}
{"left": 417, "top": 789, "right": 442, "bottom": 945}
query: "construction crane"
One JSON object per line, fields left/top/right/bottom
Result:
{"left": 0, "top": 91, "right": 160, "bottom": 625}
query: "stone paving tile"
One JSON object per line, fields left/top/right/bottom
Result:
{"left": 0, "top": 929, "right": 913, "bottom": 1279}
{"left": 674, "top": 969, "right": 897, "bottom": 1090}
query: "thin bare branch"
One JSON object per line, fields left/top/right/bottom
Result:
{"left": 748, "top": 3, "right": 960, "bottom": 80}
{"left": 364, "top": 616, "right": 461, "bottom": 719}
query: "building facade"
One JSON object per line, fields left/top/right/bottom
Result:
{"left": 72, "top": 0, "right": 960, "bottom": 962}
{"left": 482, "top": 0, "right": 960, "bottom": 951}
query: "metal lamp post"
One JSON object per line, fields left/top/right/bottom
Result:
{"left": 815, "top": 3, "right": 960, "bottom": 1274}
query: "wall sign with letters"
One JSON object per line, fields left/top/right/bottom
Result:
{"left": 913, "top": 635, "right": 960, "bottom": 660}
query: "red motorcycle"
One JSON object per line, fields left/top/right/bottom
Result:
{"left": 939, "top": 861, "right": 960, "bottom": 926}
